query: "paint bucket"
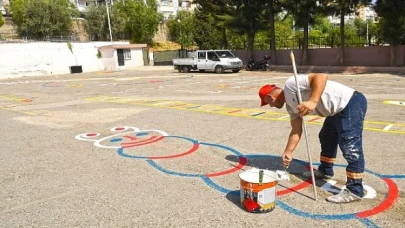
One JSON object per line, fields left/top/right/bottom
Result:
{"left": 239, "top": 168, "right": 278, "bottom": 213}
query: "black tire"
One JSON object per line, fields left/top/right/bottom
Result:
{"left": 182, "top": 65, "right": 190, "bottom": 73}
{"left": 245, "top": 65, "right": 251, "bottom": 71}
{"left": 215, "top": 65, "right": 225, "bottom": 74}
{"left": 232, "top": 69, "right": 240, "bottom": 73}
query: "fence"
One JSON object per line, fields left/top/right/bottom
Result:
{"left": 0, "top": 33, "right": 81, "bottom": 43}
{"left": 153, "top": 48, "right": 196, "bottom": 66}
{"left": 276, "top": 35, "right": 375, "bottom": 49}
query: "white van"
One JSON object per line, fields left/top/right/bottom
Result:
{"left": 173, "top": 50, "right": 243, "bottom": 73}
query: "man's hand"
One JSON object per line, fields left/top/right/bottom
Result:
{"left": 297, "top": 100, "right": 317, "bottom": 117}
{"left": 281, "top": 151, "right": 293, "bottom": 168}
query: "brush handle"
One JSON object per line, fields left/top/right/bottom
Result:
{"left": 289, "top": 50, "right": 318, "bottom": 201}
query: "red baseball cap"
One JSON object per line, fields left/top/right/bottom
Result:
{"left": 259, "top": 84, "right": 277, "bottom": 106}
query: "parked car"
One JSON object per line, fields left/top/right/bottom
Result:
{"left": 173, "top": 50, "right": 243, "bottom": 73}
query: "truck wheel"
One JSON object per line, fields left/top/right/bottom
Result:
{"left": 182, "top": 66, "right": 190, "bottom": 73}
{"left": 215, "top": 65, "right": 225, "bottom": 74}
{"left": 232, "top": 70, "right": 240, "bottom": 73}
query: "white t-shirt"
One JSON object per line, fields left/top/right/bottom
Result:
{"left": 284, "top": 75, "right": 355, "bottom": 120}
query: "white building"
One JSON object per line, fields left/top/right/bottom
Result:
{"left": 327, "top": 6, "right": 378, "bottom": 27}
{"left": 158, "top": 0, "right": 196, "bottom": 20}
{"left": 70, "top": 0, "right": 196, "bottom": 19}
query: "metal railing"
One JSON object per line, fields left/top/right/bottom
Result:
{"left": 276, "top": 35, "right": 376, "bottom": 49}
{"left": 0, "top": 33, "right": 81, "bottom": 43}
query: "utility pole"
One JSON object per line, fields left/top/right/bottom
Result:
{"left": 106, "top": 0, "right": 113, "bottom": 42}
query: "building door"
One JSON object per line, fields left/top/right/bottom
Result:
{"left": 117, "top": 49, "right": 125, "bottom": 66}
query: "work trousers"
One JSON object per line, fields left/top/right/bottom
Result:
{"left": 317, "top": 91, "right": 367, "bottom": 197}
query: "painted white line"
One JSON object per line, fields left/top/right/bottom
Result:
{"left": 363, "top": 184, "right": 377, "bottom": 199}
{"left": 383, "top": 124, "right": 394, "bottom": 131}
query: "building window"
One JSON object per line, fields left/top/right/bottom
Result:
{"left": 123, "top": 49, "right": 131, "bottom": 60}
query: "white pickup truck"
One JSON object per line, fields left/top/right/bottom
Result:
{"left": 173, "top": 50, "right": 243, "bottom": 73}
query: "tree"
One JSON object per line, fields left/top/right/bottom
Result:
{"left": 280, "top": 0, "right": 322, "bottom": 65}
{"left": 167, "top": 11, "right": 195, "bottom": 49}
{"left": 194, "top": 0, "right": 234, "bottom": 49}
{"left": 323, "top": 0, "right": 371, "bottom": 65}
{"left": 84, "top": 5, "right": 107, "bottom": 41}
{"left": 113, "top": 0, "right": 162, "bottom": 44}
{"left": 0, "top": 15, "right": 4, "bottom": 28}
{"left": 265, "top": 0, "right": 283, "bottom": 64}
{"left": 374, "top": 0, "right": 405, "bottom": 66}
{"left": 192, "top": 5, "right": 223, "bottom": 49}
{"left": 11, "top": 0, "right": 78, "bottom": 38}
{"left": 220, "top": 0, "right": 269, "bottom": 57}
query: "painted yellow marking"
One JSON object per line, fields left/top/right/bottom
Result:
{"left": 0, "top": 106, "right": 39, "bottom": 116}
{"left": 87, "top": 96, "right": 405, "bottom": 135}
{"left": 68, "top": 84, "right": 84, "bottom": 87}
{"left": 0, "top": 95, "right": 32, "bottom": 102}
{"left": 383, "top": 100, "right": 405, "bottom": 106}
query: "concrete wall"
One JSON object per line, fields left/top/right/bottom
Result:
{"left": 0, "top": 41, "right": 129, "bottom": 78}
{"left": 99, "top": 46, "right": 116, "bottom": 71}
{"left": 124, "top": 48, "right": 145, "bottom": 68}
{"left": 233, "top": 45, "right": 405, "bottom": 67}
{"left": 99, "top": 47, "right": 145, "bottom": 71}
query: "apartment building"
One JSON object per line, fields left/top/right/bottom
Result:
{"left": 158, "top": 0, "right": 196, "bottom": 20}
{"left": 356, "top": 6, "right": 378, "bottom": 22}
{"left": 0, "top": 0, "right": 10, "bottom": 16}
{"left": 69, "top": 0, "right": 195, "bottom": 20}
{"left": 328, "top": 6, "right": 378, "bottom": 27}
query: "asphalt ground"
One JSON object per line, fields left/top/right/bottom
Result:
{"left": 0, "top": 66, "right": 404, "bottom": 227}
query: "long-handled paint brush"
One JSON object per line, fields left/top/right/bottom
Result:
{"left": 290, "top": 50, "right": 318, "bottom": 201}
{"left": 276, "top": 166, "right": 290, "bottom": 181}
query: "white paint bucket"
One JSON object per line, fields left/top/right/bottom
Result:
{"left": 239, "top": 168, "right": 278, "bottom": 213}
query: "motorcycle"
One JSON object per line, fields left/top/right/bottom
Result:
{"left": 245, "top": 55, "right": 271, "bottom": 71}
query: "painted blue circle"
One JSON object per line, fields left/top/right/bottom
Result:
{"left": 110, "top": 138, "right": 123, "bottom": 143}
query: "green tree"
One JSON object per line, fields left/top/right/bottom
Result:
{"left": 194, "top": 0, "right": 234, "bottom": 49}
{"left": 84, "top": 5, "right": 107, "bottom": 41}
{"left": 312, "top": 15, "right": 333, "bottom": 35}
{"left": 192, "top": 5, "right": 223, "bottom": 49}
{"left": 113, "top": 0, "right": 162, "bottom": 44}
{"left": 280, "top": 0, "right": 323, "bottom": 65}
{"left": 374, "top": 0, "right": 405, "bottom": 66}
{"left": 11, "top": 0, "right": 78, "bottom": 38}
{"left": 167, "top": 11, "right": 195, "bottom": 49}
{"left": 328, "top": 21, "right": 360, "bottom": 47}
{"left": 0, "top": 15, "right": 4, "bottom": 28}
{"left": 322, "top": 0, "right": 371, "bottom": 65}
{"left": 265, "top": 0, "right": 283, "bottom": 64}
{"left": 221, "top": 0, "right": 269, "bottom": 56}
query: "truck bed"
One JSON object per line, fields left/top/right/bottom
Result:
{"left": 173, "top": 58, "right": 195, "bottom": 66}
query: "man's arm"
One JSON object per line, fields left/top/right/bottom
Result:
{"left": 297, "top": 73, "right": 328, "bottom": 116}
{"left": 281, "top": 117, "right": 303, "bottom": 167}
{"left": 308, "top": 73, "right": 328, "bottom": 103}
